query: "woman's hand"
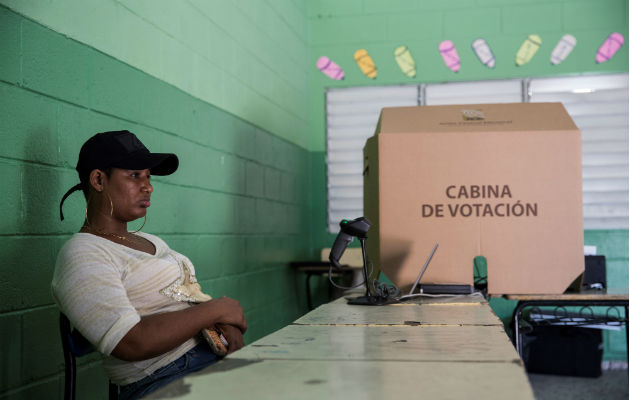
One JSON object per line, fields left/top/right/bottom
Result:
{"left": 206, "top": 297, "right": 247, "bottom": 333}
{"left": 217, "top": 323, "right": 245, "bottom": 354}
{"left": 112, "top": 296, "right": 246, "bottom": 361}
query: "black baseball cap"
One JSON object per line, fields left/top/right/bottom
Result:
{"left": 59, "top": 130, "right": 179, "bottom": 220}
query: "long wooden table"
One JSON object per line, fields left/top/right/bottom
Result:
{"left": 147, "top": 294, "right": 535, "bottom": 399}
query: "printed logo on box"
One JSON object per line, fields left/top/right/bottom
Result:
{"left": 461, "top": 109, "right": 485, "bottom": 121}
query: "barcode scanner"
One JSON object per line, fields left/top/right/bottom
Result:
{"left": 329, "top": 217, "right": 394, "bottom": 305}
{"left": 329, "top": 217, "right": 370, "bottom": 269}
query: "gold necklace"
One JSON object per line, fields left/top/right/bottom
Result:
{"left": 84, "top": 225, "right": 140, "bottom": 243}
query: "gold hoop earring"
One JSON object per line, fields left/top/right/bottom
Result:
{"left": 104, "top": 192, "right": 114, "bottom": 217}
{"left": 85, "top": 196, "right": 92, "bottom": 227}
{"left": 130, "top": 214, "right": 147, "bottom": 233}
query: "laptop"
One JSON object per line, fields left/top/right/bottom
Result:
{"left": 406, "top": 243, "right": 439, "bottom": 297}
{"left": 400, "top": 243, "right": 473, "bottom": 299}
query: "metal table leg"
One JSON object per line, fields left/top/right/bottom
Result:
{"left": 626, "top": 305, "right": 629, "bottom": 364}
{"left": 512, "top": 301, "right": 527, "bottom": 359}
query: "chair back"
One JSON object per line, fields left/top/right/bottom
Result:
{"left": 59, "top": 313, "right": 118, "bottom": 400}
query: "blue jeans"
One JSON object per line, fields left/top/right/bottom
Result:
{"left": 118, "top": 341, "right": 219, "bottom": 400}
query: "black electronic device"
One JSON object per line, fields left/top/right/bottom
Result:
{"left": 583, "top": 255, "right": 606, "bottom": 290}
{"left": 329, "top": 217, "right": 370, "bottom": 269}
{"left": 416, "top": 284, "right": 473, "bottom": 295}
{"left": 329, "top": 217, "right": 393, "bottom": 305}
{"left": 522, "top": 326, "right": 603, "bottom": 377}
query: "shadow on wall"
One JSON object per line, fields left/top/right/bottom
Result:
{"left": 0, "top": 129, "right": 68, "bottom": 392}
{"left": 379, "top": 238, "right": 413, "bottom": 291}
{"left": 14, "top": 128, "right": 61, "bottom": 310}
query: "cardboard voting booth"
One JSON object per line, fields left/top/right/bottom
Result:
{"left": 363, "top": 103, "right": 584, "bottom": 294}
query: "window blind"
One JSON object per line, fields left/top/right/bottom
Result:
{"left": 326, "top": 85, "right": 418, "bottom": 232}
{"left": 530, "top": 74, "right": 629, "bottom": 229}
{"left": 424, "top": 79, "right": 523, "bottom": 105}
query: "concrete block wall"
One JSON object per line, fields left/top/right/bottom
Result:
{"left": 0, "top": 1, "right": 628, "bottom": 397}
{"left": 0, "top": 5, "right": 311, "bottom": 399}
{"left": 0, "top": 0, "right": 309, "bottom": 148}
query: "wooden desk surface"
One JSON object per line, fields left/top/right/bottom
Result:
{"left": 146, "top": 294, "right": 534, "bottom": 400}
{"left": 295, "top": 297, "right": 503, "bottom": 326}
{"left": 146, "top": 359, "right": 533, "bottom": 400}
{"left": 233, "top": 324, "right": 519, "bottom": 362}
{"left": 500, "top": 288, "right": 629, "bottom": 301}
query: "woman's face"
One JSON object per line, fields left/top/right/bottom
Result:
{"left": 104, "top": 168, "right": 153, "bottom": 222}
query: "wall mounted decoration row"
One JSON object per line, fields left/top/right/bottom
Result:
{"left": 316, "top": 32, "right": 625, "bottom": 80}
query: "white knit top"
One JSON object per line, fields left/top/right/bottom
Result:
{"left": 51, "top": 232, "right": 204, "bottom": 385}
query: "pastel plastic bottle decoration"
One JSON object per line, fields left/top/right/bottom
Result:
{"left": 439, "top": 40, "right": 460, "bottom": 72}
{"left": 354, "top": 49, "right": 377, "bottom": 79}
{"left": 394, "top": 46, "right": 416, "bottom": 77}
{"left": 471, "top": 38, "right": 495, "bottom": 68}
{"left": 550, "top": 34, "right": 576, "bottom": 65}
{"left": 316, "top": 56, "right": 344, "bottom": 80}
{"left": 515, "top": 34, "right": 542, "bottom": 66}
{"left": 596, "top": 33, "right": 624, "bottom": 63}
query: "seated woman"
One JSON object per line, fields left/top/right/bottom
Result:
{"left": 53, "top": 130, "right": 246, "bottom": 400}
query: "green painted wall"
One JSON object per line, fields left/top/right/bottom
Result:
{"left": 307, "top": 0, "right": 628, "bottom": 151}
{"left": 0, "top": 4, "right": 311, "bottom": 399}
{"left": 0, "top": 0, "right": 310, "bottom": 148}
{"left": 0, "top": 1, "right": 628, "bottom": 398}
{"left": 306, "top": 0, "right": 629, "bottom": 359}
